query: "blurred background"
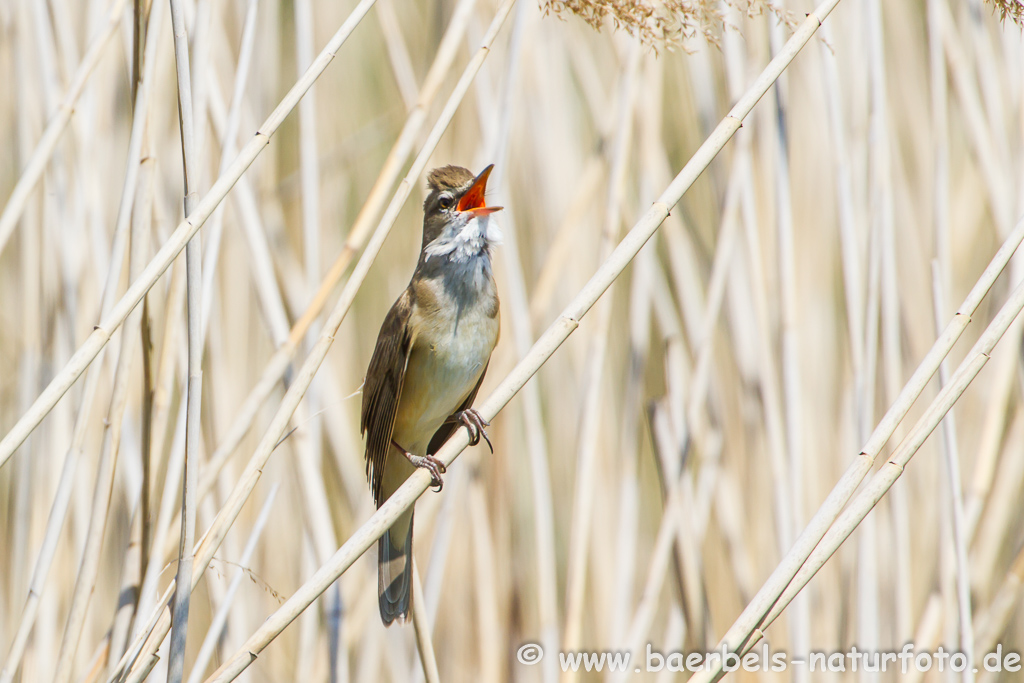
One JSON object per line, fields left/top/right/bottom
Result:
{"left": 1, "top": 0, "right": 1024, "bottom": 681}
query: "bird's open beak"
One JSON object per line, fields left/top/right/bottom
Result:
{"left": 457, "top": 164, "right": 503, "bottom": 215}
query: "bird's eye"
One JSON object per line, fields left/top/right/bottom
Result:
{"left": 438, "top": 194, "right": 454, "bottom": 210}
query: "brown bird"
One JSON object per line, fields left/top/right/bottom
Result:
{"left": 361, "top": 164, "right": 502, "bottom": 625}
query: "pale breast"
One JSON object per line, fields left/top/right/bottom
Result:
{"left": 391, "top": 278, "right": 498, "bottom": 453}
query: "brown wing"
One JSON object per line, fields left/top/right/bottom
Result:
{"left": 426, "top": 362, "right": 489, "bottom": 456}
{"left": 361, "top": 289, "right": 415, "bottom": 506}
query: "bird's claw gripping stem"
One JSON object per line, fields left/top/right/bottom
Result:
{"left": 447, "top": 409, "right": 493, "bottom": 453}
{"left": 392, "top": 439, "right": 447, "bottom": 491}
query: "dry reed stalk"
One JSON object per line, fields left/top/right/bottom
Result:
{"left": 764, "top": 14, "right": 810, "bottom": 675}
{"left": 3, "top": 32, "right": 46, "bottom": 671}
{"left": 683, "top": 145, "right": 742, "bottom": 443}
{"left": 931, "top": 260, "right": 976, "bottom": 683}
{"left": 561, "top": 39, "right": 640, "bottom": 669}
{"left": 481, "top": 4, "right": 560, "bottom": 678}
{"left": 51, "top": 125, "right": 155, "bottom": 683}
{"left": 0, "top": 0, "right": 380, "bottom": 469}
{"left": 737, "top": 103, "right": 798, "bottom": 610}
{"left": 114, "top": 5, "right": 516, "bottom": 679}
{"left": 375, "top": 0, "right": 419, "bottom": 110}
{"left": 109, "top": 44, "right": 158, "bottom": 666}
{"left": 138, "top": 294, "right": 155, "bottom": 640}
{"left": 527, "top": 158, "right": 604, "bottom": 328}
{"left": 630, "top": 399, "right": 701, "bottom": 660}
{"left": 965, "top": 328, "right": 1020, "bottom": 535}
{"left": 411, "top": 562, "right": 440, "bottom": 683}
{"left": 197, "top": 0, "right": 260, "bottom": 337}
{"left": 722, "top": 11, "right": 798, "bottom": 602}
{"left": 132, "top": 408, "right": 186, "bottom": 663}
{"left": 292, "top": 543, "right": 321, "bottom": 683}
{"left": 666, "top": 338, "right": 711, "bottom": 642}
{"left": 78, "top": 637, "right": 113, "bottom": 683}
{"left": 468, "top": 474, "right": 503, "bottom": 681}
{"left": 166, "top": 0, "right": 204, "bottom": 677}
{"left": 974, "top": 545, "right": 1024, "bottom": 659}
{"left": 109, "top": 509, "right": 143, "bottom": 672}
{"left": 184, "top": 485, "right": 278, "bottom": 683}
{"left": 902, "top": 594, "right": 945, "bottom": 683}
{"left": 202, "top": 79, "right": 290, "bottom": 348}
{"left": 607, "top": 57, "right": 659, "bottom": 666}
{"left": 655, "top": 607, "right": 687, "bottom": 683}
{"left": 968, "top": 407, "right": 1024, "bottom": 601}
{"left": 817, "top": 31, "right": 863, "bottom": 379}
{"left": 146, "top": 251, "right": 186, "bottom": 483}
{"left": 286, "top": 399, "right": 344, "bottom": 671}
{"left": 290, "top": 0, "right": 340, "bottom": 671}
{"left": 861, "top": 0, "right": 891, "bottom": 669}
{"left": 196, "top": 6, "right": 846, "bottom": 681}
{"left": 940, "top": 0, "right": 1013, "bottom": 239}
{"left": 930, "top": 0, "right": 952, "bottom": 299}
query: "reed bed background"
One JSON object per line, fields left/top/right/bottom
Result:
{"left": 2, "top": 0, "right": 1024, "bottom": 681}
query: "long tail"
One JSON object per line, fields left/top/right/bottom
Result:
{"left": 378, "top": 508, "right": 414, "bottom": 625}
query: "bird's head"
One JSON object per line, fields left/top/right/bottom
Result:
{"left": 421, "top": 164, "right": 503, "bottom": 262}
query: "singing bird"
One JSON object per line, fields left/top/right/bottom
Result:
{"left": 361, "top": 164, "right": 502, "bottom": 625}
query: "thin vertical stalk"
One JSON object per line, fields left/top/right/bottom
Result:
{"left": 411, "top": 564, "right": 441, "bottom": 683}
{"left": 483, "top": 2, "right": 559, "bottom": 680}
{"left": 198, "top": 0, "right": 260, "bottom": 337}
{"left": 931, "top": 261, "right": 975, "bottom": 681}
{"left": 166, "top": 0, "right": 202, "bottom": 678}
{"left": 767, "top": 14, "right": 808, "bottom": 679}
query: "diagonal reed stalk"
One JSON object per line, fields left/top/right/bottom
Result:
{"left": 197, "top": 3, "right": 848, "bottom": 680}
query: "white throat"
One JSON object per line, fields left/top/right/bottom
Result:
{"left": 424, "top": 214, "right": 503, "bottom": 264}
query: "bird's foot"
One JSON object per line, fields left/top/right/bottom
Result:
{"left": 393, "top": 439, "right": 446, "bottom": 491}
{"left": 447, "top": 409, "right": 493, "bottom": 453}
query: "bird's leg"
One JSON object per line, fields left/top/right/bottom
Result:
{"left": 445, "top": 409, "right": 493, "bottom": 453}
{"left": 392, "top": 439, "right": 446, "bottom": 492}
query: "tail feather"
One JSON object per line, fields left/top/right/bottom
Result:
{"left": 378, "top": 510, "right": 414, "bottom": 625}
